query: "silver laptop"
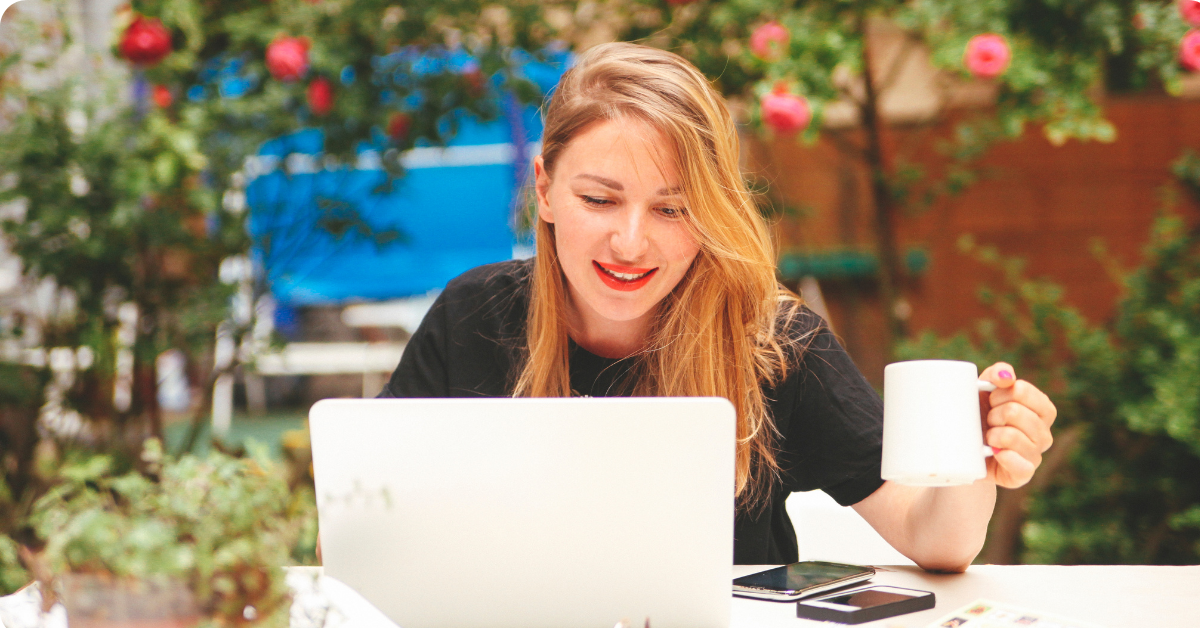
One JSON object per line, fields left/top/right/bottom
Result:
{"left": 309, "top": 397, "right": 735, "bottom": 628}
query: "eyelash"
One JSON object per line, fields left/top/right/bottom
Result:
{"left": 579, "top": 196, "right": 687, "bottom": 219}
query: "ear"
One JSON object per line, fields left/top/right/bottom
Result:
{"left": 534, "top": 155, "right": 554, "bottom": 224}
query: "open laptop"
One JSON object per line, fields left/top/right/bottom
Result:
{"left": 309, "top": 397, "right": 735, "bottom": 628}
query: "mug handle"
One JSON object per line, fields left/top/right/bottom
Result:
{"left": 978, "top": 379, "right": 997, "bottom": 458}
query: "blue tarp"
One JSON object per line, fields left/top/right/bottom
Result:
{"left": 244, "top": 50, "right": 569, "bottom": 306}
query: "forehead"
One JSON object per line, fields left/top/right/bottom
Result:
{"left": 554, "top": 117, "right": 681, "bottom": 185}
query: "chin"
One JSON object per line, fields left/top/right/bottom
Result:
{"left": 595, "top": 303, "right": 655, "bottom": 323}
{"left": 589, "top": 293, "right": 657, "bottom": 322}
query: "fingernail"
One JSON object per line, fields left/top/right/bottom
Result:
{"left": 991, "top": 446, "right": 1001, "bottom": 455}
{"left": 998, "top": 371, "right": 1014, "bottom": 380}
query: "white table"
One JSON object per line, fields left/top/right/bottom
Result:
{"left": 6, "top": 565, "right": 1193, "bottom": 628}
{"left": 286, "top": 565, "right": 1199, "bottom": 628}
{"left": 731, "top": 564, "right": 1200, "bottom": 627}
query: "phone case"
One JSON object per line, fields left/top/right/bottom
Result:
{"left": 795, "top": 586, "right": 936, "bottom": 624}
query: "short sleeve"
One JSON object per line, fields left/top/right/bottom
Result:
{"left": 378, "top": 293, "right": 449, "bottom": 398}
{"left": 774, "top": 324, "right": 885, "bottom": 506}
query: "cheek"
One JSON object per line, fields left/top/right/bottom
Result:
{"left": 663, "top": 225, "right": 701, "bottom": 265}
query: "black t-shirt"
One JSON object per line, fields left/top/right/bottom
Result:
{"left": 379, "top": 259, "right": 885, "bottom": 564}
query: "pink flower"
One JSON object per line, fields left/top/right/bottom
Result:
{"left": 266, "top": 36, "right": 310, "bottom": 82}
{"left": 1180, "top": 0, "right": 1200, "bottom": 27}
{"left": 761, "top": 91, "right": 811, "bottom": 136}
{"left": 1180, "top": 30, "right": 1200, "bottom": 71}
{"left": 963, "top": 34, "right": 1011, "bottom": 79}
{"left": 750, "top": 22, "right": 789, "bottom": 62}
{"left": 307, "top": 77, "right": 334, "bottom": 115}
{"left": 119, "top": 16, "right": 172, "bottom": 66}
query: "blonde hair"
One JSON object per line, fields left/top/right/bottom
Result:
{"left": 513, "top": 42, "right": 810, "bottom": 509}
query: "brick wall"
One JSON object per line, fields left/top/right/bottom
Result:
{"left": 751, "top": 95, "right": 1200, "bottom": 385}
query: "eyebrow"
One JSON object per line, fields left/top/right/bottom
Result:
{"left": 573, "top": 173, "right": 683, "bottom": 196}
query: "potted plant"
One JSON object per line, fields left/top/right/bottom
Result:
{"left": 23, "top": 439, "right": 309, "bottom": 628}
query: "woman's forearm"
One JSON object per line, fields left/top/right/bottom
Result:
{"left": 853, "top": 479, "right": 997, "bottom": 573}
{"left": 903, "top": 481, "right": 996, "bottom": 572}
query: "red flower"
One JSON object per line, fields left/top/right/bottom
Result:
{"left": 1181, "top": 30, "right": 1200, "bottom": 71}
{"left": 750, "top": 22, "right": 789, "bottom": 62}
{"left": 266, "top": 36, "right": 310, "bottom": 82}
{"left": 388, "top": 112, "right": 412, "bottom": 141}
{"left": 307, "top": 77, "right": 334, "bottom": 115}
{"left": 462, "top": 67, "right": 485, "bottom": 96}
{"left": 1180, "top": 0, "right": 1200, "bottom": 27}
{"left": 152, "top": 85, "right": 173, "bottom": 108}
{"left": 119, "top": 16, "right": 172, "bottom": 66}
{"left": 963, "top": 34, "right": 1011, "bottom": 79}
{"left": 761, "top": 90, "right": 811, "bottom": 136}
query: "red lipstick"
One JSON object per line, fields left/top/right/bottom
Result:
{"left": 593, "top": 261, "right": 657, "bottom": 292}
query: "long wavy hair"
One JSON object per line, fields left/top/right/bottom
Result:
{"left": 512, "top": 42, "right": 811, "bottom": 509}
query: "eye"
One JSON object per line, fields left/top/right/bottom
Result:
{"left": 580, "top": 195, "right": 613, "bottom": 207}
{"left": 656, "top": 206, "right": 687, "bottom": 219}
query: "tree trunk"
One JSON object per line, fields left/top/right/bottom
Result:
{"left": 858, "top": 18, "right": 908, "bottom": 359}
{"left": 980, "top": 424, "right": 1084, "bottom": 564}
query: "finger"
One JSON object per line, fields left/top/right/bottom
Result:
{"left": 988, "top": 380, "right": 1058, "bottom": 428}
{"left": 986, "top": 425, "right": 1043, "bottom": 464}
{"left": 990, "top": 448, "right": 1036, "bottom": 489}
{"left": 986, "top": 400, "right": 1054, "bottom": 452}
{"left": 980, "top": 362, "right": 1017, "bottom": 389}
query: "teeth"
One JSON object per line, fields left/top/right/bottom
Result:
{"left": 601, "top": 266, "right": 651, "bottom": 281}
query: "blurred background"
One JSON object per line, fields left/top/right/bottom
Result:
{"left": 3, "top": 0, "right": 1200, "bottom": 590}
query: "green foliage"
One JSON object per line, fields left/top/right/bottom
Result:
{"left": 0, "top": 81, "right": 238, "bottom": 357}
{"left": 0, "top": 522, "right": 28, "bottom": 594}
{"left": 897, "top": 155, "right": 1200, "bottom": 564}
{"left": 1116, "top": 214, "right": 1200, "bottom": 453}
{"left": 1024, "top": 203, "right": 1200, "bottom": 565}
{"left": 125, "top": 0, "right": 551, "bottom": 175}
{"left": 27, "top": 439, "right": 313, "bottom": 625}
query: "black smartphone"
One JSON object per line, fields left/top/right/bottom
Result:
{"left": 795, "top": 585, "right": 935, "bottom": 624}
{"left": 731, "top": 561, "right": 875, "bottom": 601}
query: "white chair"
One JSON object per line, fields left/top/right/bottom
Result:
{"left": 786, "top": 490, "right": 914, "bottom": 566}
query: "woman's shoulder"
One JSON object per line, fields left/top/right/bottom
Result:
{"left": 434, "top": 259, "right": 533, "bottom": 339}
{"left": 772, "top": 297, "right": 827, "bottom": 346}
{"left": 443, "top": 258, "right": 533, "bottom": 299}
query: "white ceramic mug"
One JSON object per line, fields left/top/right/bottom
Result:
{"left": 881, "top": 360, "right": 996, "bottom": 486}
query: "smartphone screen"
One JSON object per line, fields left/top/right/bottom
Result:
{"left": 820, "top": 588, "right": 917, "bottom": 609}
{"left": 733, "top": 561, "right": 873, "bottom": 593}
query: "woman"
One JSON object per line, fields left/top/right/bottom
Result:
{"left": 381, "top": 42, "right": 1056, "bottom": 571}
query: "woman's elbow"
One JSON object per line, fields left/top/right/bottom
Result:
{"left": 910, "top": 540, "right": 984, "bottom": 573}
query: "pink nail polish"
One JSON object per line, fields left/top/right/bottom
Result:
{"left": 999, "top": 371, "right": 1014, "bottom": 380}
{"left": 991, "top": 446, "right": 1001, "bottom": 455}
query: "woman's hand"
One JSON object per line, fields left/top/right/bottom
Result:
{"left": 979, "top": 362, "right": 1057, "bottom": 488}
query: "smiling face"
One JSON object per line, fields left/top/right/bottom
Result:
{"left": 534, "top": 117, "right": 701, "bottom": 356}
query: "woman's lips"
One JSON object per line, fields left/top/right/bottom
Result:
{"left": 593, "top": 261, "right": 657, "bottom": 291}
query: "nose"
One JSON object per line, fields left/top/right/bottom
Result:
{"left": 609, "top": 207, "right": 650, "bottom": 263}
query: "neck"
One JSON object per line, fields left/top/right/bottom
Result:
{"left": 565, "top": 295, "right": 655, "bottom": 360}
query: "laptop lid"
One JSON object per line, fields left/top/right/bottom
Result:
{"left": 309, "top": 397, "right": 735, "bottom": 628}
